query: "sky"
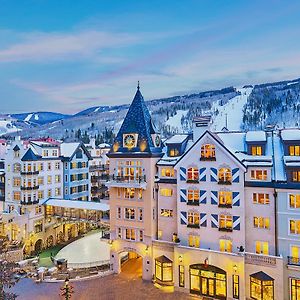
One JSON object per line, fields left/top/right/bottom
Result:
{"left": 1, "top": 0, "right": 300, "bottom": 114}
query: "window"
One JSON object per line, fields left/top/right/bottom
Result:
{"left": 187, "top": 212, "right": 200, "bottom": 227}
{"left": 253, "top": 193, "right": 270, "bottom": 204}
{"left": 160, "top": 209, "right": 173, "bottom": 217}
{"left": 218, "top": 168, "right": 232, "bottom": 184}
{"left": 233, "top": 275, "right": 239, "bottom": 299}
{"left": 187, "top": 189, "right": 199, "bottom": 205}
{"left": 290, "top": 220, "right": 300, "bottom": 235}
{"left": 160, "top": 188, "right": 173, "bottom": 197}
{"left": 48, "top": 189, "right": 52, "bottom": 197}
{"left": 55, "top": 162, "right": 60, "bottom": 170}
{"left": 251, "top": 169, "right": 267, "bottom": 180}
{"left": 117, "top": 228, "right": 122, "bottom": 239}
{"left": 187, "top": 168, "right": 199, "bottom": 182}
{"left": 117, "top": 207, "right": 121, "bottom": 219}
{"left": 13, "top": 163, "right": 20, "bottom": 173}
{"left": 169, "top": 148, "right": 179, "bottom": 157}
{"left": 13, "top": 177, "right": 21, "bottom": 187}
{"left": 14, "top": 150, "right": 20, "bottom": 158}
{"left": 55, "top": 188, "right": 61, "bottom": 196}
{"left": 47, "top": 175, "right": 52, "bottom": 184}
{"left": 250, "top": 274, "right": 274, "bottom": 300}
{"left": 188, "top": 235, "right": 200, "bottom": 247}
{"left": 38, "top": 191, "right": 44, "bottom": 200}
{"left": 43, "top": 150, "right": 48, "bottom": 157}
{"left": 138, "top": 208, "right": 143, "bottom": 221}
{"left": 218, "top": 191, "right": 232, "bottom": 207}
{"left": 38, "top": 163, "right": 43, "bottom": 171}
{"left": 13, "top": 192, "right": 21, "bottom": 201}
{"left": 290, "top": 246, "right": 300, "bottom": 264}
{"left": 201, "top": 144, "right": 216, "bottom": 160}
{"left": 125, "top": 228, "right": 135, "bottom": 240}
{"left": 124, "top": 208, "right": 135, "bottom": 220}
{"left": 124, "top": 188, "right": 135, "bottom": 199}
{"left": 254, "top": 217, "right": 270, "bottom": 229}
{"left": 291, "top": 278, "right": 300, "bottom": 300}
{"left": 55, "top": 175, "right": 60, "bottom": 183}
{"left": 179, "top": 266, "right": 185, "bottom": 287}
{"left": 255, "top": 241, "right": 269, "bottom": 255}
{"left": 155, "top": 256, "right": 173, "bottom": 282}
{"left": 139, "top": 230, "right": 143, "bottom": 242}
{"left": 251, "top": 146, "right": 263, "bottom": 156}
{"left": 47, "top": 162, "right": 51, "bottom": 171}
{"left": 161, "top": 168, "right": 174, "bottom": 177}
{"left": 219, "top": 214, "right": 233, "bottom": 231}
{"left": 38, "top": 177, "right": 44, "bottom": 185}
{"left": 290, "top": 194, "right": 300, "bottom": 208}
{"left": 34, "top": 221, "right": 43, "bottom": 233}
{"left": 292, "top": 171, "right": 300, "bottom": 182}
{"left": 289, "top": 145, "right": 300, "bottom": 156}
{"left": 117, "top": 188, "right": 122, "bottom": 198}
{"left": 219, "top": 239, "right": 232, "bottom": 252}
{"left": 35, "top": 206, "right": 42, "bottom": 214}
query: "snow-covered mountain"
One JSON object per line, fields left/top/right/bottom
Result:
{"left": 10, "top": 112, "right": 70, "bottom": 125}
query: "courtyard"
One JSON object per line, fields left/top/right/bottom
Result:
{"left": 11, "top": 258, "right": 192, "bottom": 300}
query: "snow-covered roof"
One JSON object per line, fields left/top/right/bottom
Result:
{"left": 246, "top": 131, "right": 266, "bottom": 142}
{"left": 165, "top": 134, "right": 189, "bottom": 144}
{"left": 42, "top": 198, "right": 109, "bottom": 211}
{"left": 60, "top": 142, "right": 80, "bottom": 158}
{"left": 281, "top": 129, "right": 300, "bottom": 141}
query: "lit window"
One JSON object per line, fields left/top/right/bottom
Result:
{"left": 290, "top": 246, "right": 300, "bottom": 264}
{"left": 219, "top": 215, "right": 233, "bottom": 231}
{"left": 155, "top": 256, "right": 173, "bottom": 282}
{"left": 13, "top": 192, "right": 21, "bottom": 201}
{"left": 233, "top": 275, "right": 239, "bottom": 299}
{"left": 160, "top": 188, "right": 173, "bottom": 197}
{"left": 218, "top": 191, "right": 232, "bottom": 207}
{"left": 250, "top": 273, "right": 274, "bottom": 300}
{"left": 187, "top": 212, "right": 200, "bottom": 227}
{"left": 47, "top": 176, "right": 52, "bottom": 184}
{"left": 187, "top": 168, "right": 199, "bottom": 182}
{"left": 160, "top": 209, "right": 173, "bottom": 217}
{"left": 218, "top": 168, "right": 232, "bottom": 184}
{"left": 117, "top": 228, "right": 122, "bottom": 239}
{"left": 179, "top": 266, "right": 185, "bottom": 287}
{"left": 117, "top": 207, "right": 121, "bottom": 219}
{"left": 289, "top": 145, "right": 300, "bottom": 156}
{"left": 201, "top": 144, "right": 216, "bottom": 160}
{"left": 55, "top": 162, "right": 60, "bottom": 170}
{"left": 13, "top": 177, "right": 21, "bottom": 187}
{"left": 290, "top": 194, "right": 300, "bottom": 208}
{"left": 219, "top": 239, "right": 232, "bottom": 252}
{"left": 169, "top": 148, "right": 179, "bottom": 157}
{"left": 255, "top": 241, "right": 269, "bottom": 255}
{"left": 290, "top": 220, "right": 300, "bottom": 235}
{"left": 291, "top": 278, "right": 300, "bottom": 300}
{"left": 55, "top": 188, "right": 61, "bottom": 196}
{"left": 292, "top": 171, "right": 300, "bottom": 182}
{"left": 138, "top": 208, "right": 143, "bottom": 221}
{"left": 38, "top": 191, "right": 44, "bottom": 200}
{"left": 253, "top": 217, "right": 270, "bottom": 229}
{"left": 124, "top": 188, "right": 135, "bottom": 199}
{"left": 47, "top": 162, "right": 51, "bottom": 171}
{"left": 251, "top": 146, "right": 263, "bottom": 156}
{"left": 250, "top": 169, "right": 267, "bottom": 180}
{"left": 124, "top": 208, "right": 135, "bottom": 220}
{"left": 253, "top": 193, "right": 270, "bottom": 204}
{"left": 188, "top": 234, "right": 200, "bottom": 247}
{"left": 161, "top": 168, "right": 174, "bottom": 177}
{"left": 125, "top": 228, "right": 135, "bottom": 240}
{"left": 187, "top": 189, "right": 199, "bottom": 205}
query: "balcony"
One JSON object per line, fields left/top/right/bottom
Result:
{"left": 187, "top": 201, "right": 199, "bottom": 206}
{"left": 245, "top": 253, "right": 277, "bottom": 267}
{"left": 288, "top": 256, "right": 300, "bottom": 267}
{"left": 218, "top": 180, "right": 232, "bottom": 185}
{"left": 218, "top": 203, "right": 232, "bottom": 208}
{"left": 20, "top": 185, "right": 39, "bottom": 191}
{"left": 106, "top": 175, "right": 147, "bottom": 189}
{"left": 186, "top": 179, "right": 199, "bottom": 184}
{"left": 20, "top": 199, "right": 39, "bottom": 205}
{"left": 20, "top": 170, "right": 39, "bottom": 175}
{"left": 218, "top": 227, "right": 233, "bottom": 232}
{"left": 187, "top": 223, "right": 200, "bottom": 229}
{"left": 200, "top": 156, "right": 216, "bottom": 161}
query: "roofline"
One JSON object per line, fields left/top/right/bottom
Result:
{"left": 174, "top": 130, "right": 246, "bottom": 170}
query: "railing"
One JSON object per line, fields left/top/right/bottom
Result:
{"left": 20, "top": 200, "right": 39, "bottom": 205}
{"left": 218, "top": 180, "right": 232, "bottom": 185}
{"left": 200, "top": 156, "right": 216, "bottom": 161}
{"left": 187, "top": 201, "right": 200, "bottom": 206}
{"left": 187, "top": 224, "right": 200, "bottom": 229}
{"left": 218, "top": 203, "right": 232, "bottom": 208}
{"left": 20, "top": 170, "right": 39, "bottom": 175}
{"left": 89, "top": 165, "right": 109, "bottom": 171}
{"left": 21, "top": 185, "right": 39, "bottom": 191}
{"left": 109, "top": 175, "right": 146, "bottom": 183}
{"left": 186, "top": 179, "right": 199, "bottom": 183}
{"left": 67, "top": 259, "right": 110, "bottom": 269}
{"left": 245, "top": 253, "right": 277, "bottom": 266}
{"left": 218, "top": 227, "right": 233, "bottom": 232}
{"left": 288, "top": 256, "right": 300, "bottom": 266}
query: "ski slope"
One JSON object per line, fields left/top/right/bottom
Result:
{"left": 212, "top": 87, "right": 253, "bottom": 131}
{"left": 165, "top": 110, "right": 188, "bottom": 129}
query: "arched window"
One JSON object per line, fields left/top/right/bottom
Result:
{"left": 187, "top": 211, "right": 200, "bottom": 228}
{"left": 201, "top": 144, "right": 216, "bottom": 160}
{"left": 218, "top": 167, "right": 232, "bottom": 184}
{"left": 187, "top": 168, "right": 199, "bottom": 182}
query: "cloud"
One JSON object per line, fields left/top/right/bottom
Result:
{"left": 0, "top": 30, "right": 137, "bottom": 63}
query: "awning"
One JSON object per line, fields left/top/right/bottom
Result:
{"left": 42, "top": 198, "right": 109, "bottom": 211}
{"left": 250, "top": 271, "right": 274, "bottom": 281}
{"left": 155, "top": 255, "right": 173, "bottom": 263}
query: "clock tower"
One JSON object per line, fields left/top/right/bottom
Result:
{"left": 107, "top": 83, "right": 163, "bottom": 280}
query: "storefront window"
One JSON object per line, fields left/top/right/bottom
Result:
{"left": 250, "top": 272, "right": 274, "bottom": 300}
{"left": 155, "top": 256, "right": 173, "bottom": 283}
{"left": 291, "top": 278, "right": 300, "bottom": 300}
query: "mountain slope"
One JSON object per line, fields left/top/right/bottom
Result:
{"left": 11, "top": 112, "right": 70, "bottom": 125}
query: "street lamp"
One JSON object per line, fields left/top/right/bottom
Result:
{"left": 60, "top": 278, "right": 74, "bottom": 300}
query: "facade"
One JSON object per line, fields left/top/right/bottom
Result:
{"left": 108, "top": 86, "right": 300, "bottom": 300}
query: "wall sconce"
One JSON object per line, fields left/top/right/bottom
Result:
{"left": 108, "top": 239, "right": 113, "bottom": 246}
{"left": 233, "top": 264, "right": 238, "bottom": 273}
{"left": 178, "top": 255, "right": 183, "bottom": 263}
{"left": 145, "top": 246, "right": 149, "bottom": 254}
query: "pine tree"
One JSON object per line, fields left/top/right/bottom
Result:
{"left": 0, "top": 260, "right": 18, "bottom": 300}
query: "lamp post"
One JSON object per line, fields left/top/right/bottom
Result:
{"left": 60, "top": 278, "right": 74, "bottom": 300}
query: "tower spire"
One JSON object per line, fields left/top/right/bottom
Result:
{"left": 137, "top": 80, "right": 140, "bottom": 90}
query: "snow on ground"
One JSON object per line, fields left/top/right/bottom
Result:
{"left": 24, "top": 113, "right": 33, "bottom": 122}
{"left": 165, "top": 110, "right": 188, "bottom": 129}
{"left": 212, "top": 87, "right": 253, "bottom": 131}
{"left": 34, "top": 114, "right": 39, "bottom": 120}
{"left": 0, "top": 120, "right": 19, "bottom": 135}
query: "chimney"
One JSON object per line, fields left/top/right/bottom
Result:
{"left": 193, "top": 115, "right": 212, "bottom": 141}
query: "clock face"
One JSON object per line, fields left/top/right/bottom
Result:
{"left": 124, "top": 134, "right": 136, "bottom": 148}
{"left": 155, "top": 135, "right": 160, "bottom": 147}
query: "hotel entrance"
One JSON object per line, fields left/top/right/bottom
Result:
{"left": 190, "top": 264, "right": 227, "bottom": 299}
{"left": 120, "top": 251, "right": 142, "bottom": 279}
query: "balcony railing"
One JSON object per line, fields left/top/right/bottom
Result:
{"left": 20, "top": 199, "right": 39, "bottom": 205}
{"left": 187, "top": 201, "right": 200, "bottom": 206}
{"left": 109, "top": 175, "right": 146, "bottom": 183}
{"left": 89, "top": 165, "right": 109, "bottom": 171}
{"left": 218, "top": 203, "right": 232, "bottom": 208}
{"left": 20, "top": 185, "right": 39, "bottom": 191}
{"left": 187, "top": 223, "right": 200, "bottom": 229}
{"left": 186, "top": 179, "right": 199, "bottom": 184}
{"left": 20, "top": 170, "right": 39, "bottom": 175}
{"left": 218, "top": 180, "right": 232, "bottom": 185}
{"left": 218, "top": 227, "right": 233, "bottom": 232}
{"left": 200, "top": 156, "right": 216, "bottom": 161}
{"left": 288, "top": 256, "right": 300, "bottom": 266}
{"left": 245, "top": 253, "right": 277, "bottom": 266}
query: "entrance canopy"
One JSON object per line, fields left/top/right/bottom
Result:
{"left": 42, "top": 198, "right": 109, "bottom": 211}
{"left": 251, "top": 271, "right": 274, "bottom": 281}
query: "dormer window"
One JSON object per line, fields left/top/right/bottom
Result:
{"left": 251, "top": 146, "right": 262, "bottom": 156}
{"left": 201, "top": 144, "right": 216, "bottom": 160}
{"left": 289, "top": 145, "right": 300, "bottom": 156}
{"left": 292, "top": 171, "right": 300, "bottom": 182}
{"left": 169, "top": 148, "right": 180, "bottom": 157}
{"left": 218, "top": 168, "right": 232, "bottom": 184}
{"left": 187, "top": 168, "right": 199, "bottom": 183}
{"left": 251, "top": 169, "right": 267, "bottom": 181}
